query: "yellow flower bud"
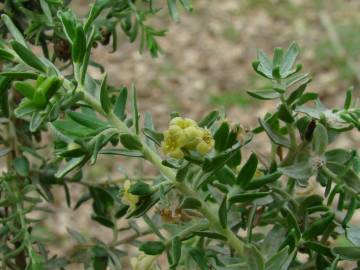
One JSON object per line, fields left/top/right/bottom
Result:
{"left": 195, "top": 128, "right": 214, "bottom": 155}
{"left": 184, "top": 126, "right": 203, "bottom": 147}
{"left": 121, "top": 180, "right": 139, "bottom": 211}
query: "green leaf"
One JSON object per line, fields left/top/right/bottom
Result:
{"left": 344, "top": 86, "right": 353, "bottom": 110}
{"left": 143, "top": 128, "right": 164, "bottom": 146}
{"left": 192, "top": 231, "right": 227, "bottom": 241}
{"left": 11, "top": 41, "right": 47, "bottom": 72}
{"left": 257, "top": 49, "right": 273, "bottom": 78}
{"left": 179, "top": 0, "right": 193, "bottom": 11}
{"left": 236, "top": 153, "right": 258, "bottom": 187}
{"left": 273, "top": 48, "right": 283, "bottom": 67}
{"left": 198, "top": 110, "right": 219, "bottom": 127}
{"left": 265, "top": 247, "right": 294, "bottom": 270}
{"left": 280, "top": 42, "right": 300, "bottom": 76}
{"left": 214, "top": 121, "right": 230, "bottom": 152}
{"left": 229, "top": 192, "right": 270, "bottom": 204}
{"left": 55, "top": 157, "right": 86, "bottom": 178}
{"left": 180, "top": 197, "right": 202, "bottom": 209}
{"left": 312, "top": 123, "right": 328, "bottom": 155}
{"left": 218, "top": 195, "right": 228, "bottom": 229}
{"left": 332, "top": 246, "right": 360, "bottom": 260}
{"left": 302, "top": 212, "right": 335, "bottom": 240}
{"left": 99, "top": 148, "right": 143, "bottom": 158}
{"left": 176, "top": 163, "right": 190, "bottom": 182}
{"left": 245, "top": 244, "right": 265, "bottom": 270}
{"left": 72, "top": 25, "right": 86, "bottom": 63}
{"left": 14, "top": 82, "right": 35, "bottom": 99}
{"left": 343, "top": 197, "right": 357, "bottom": 226}
{"left": 58, "top": 10, "right": 77, "bottom": 43}
{"left": 167, "top": 0, "right": 180, "bottom": 22}
{"left": 139, "top": 241, "right": 166, "bottom": 255}
{"left": 247, "top": 89, "right": 281, "bottom": 100}
{"left": 119, "top": 134, "right": 142, "bottom": 150}
{"left": 189, "top": 247, "right": 208, "bottom": 270}
{"left": 113, "top": 87, "right": 127, "bottom": 120}
{"left": 29, "top": 250, "right": 44, "bottom": 270}
{"left": 128, "top": 181, "right": 152, "bottom": 196}
{"left": 170, "top": 236, "right": 182, "bottom": 268}
{"left": 245, "top": 171, "right": 282, "bottom": 190}
{"left": 303, "top": 241, "right": 333, "bottom": 258}
{"left": 131, "top": 85, "right": 139, "bottom": 134}
{"left": 346, "top": 224, "right": 360, "bottom": 246}
{"left": 13, "top": 156, "right": 30, "bottom": 177}
{"left": 279, "top": 161, "right": 314, "bottom": 180}
{"left": 67, "top": 111, "right": 108, "bottom": 130}
{"left": 40, "top": 0, "right": 54, "bottom": 25}
{"left": 259, "top": 118, "right": 290, "bottom": 148}
{"left": 296, "top": 92, "right": 318, "bottom": 106}
{"left": 100, "top": 74, "right": 111, "bottom": 113}
{"left": 278, "top": 104, "right": 294, "bottom": 123}
{"left": 1, "top": 14, "right": 27, "bottom": 46}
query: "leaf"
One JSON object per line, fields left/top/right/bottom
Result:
{"left": 279, "top": 161, "right": 314, "bottom": 180}
{"left": 176, "top": 163, "right": 190, "bottom": 182}
{"left": 236, "top": 153, "right": 258, "bottom": 187}
{"left": 1, "top": 14, "right": 27, "bottom": 46}
{"left": 131, "top": 85, "right": 139, "bottom": 134}
{"left": 180, "top": 197, "right": 202, "bottom": 209}
{"left": 58, "top": 10, "right": 77, "bottom": 43}
{"left": 55, "top": 157, "right": 86, "bottom": 178}
{"left": 67, "top": 111, "right": 108, "bottom": 130}
{"left": 143, "top": 128, "right": 164, "bottom": 146}
{"left": 218, "top": 195, "right": 228, "bottom": 229}
{"left": 29, "top": 250, "right": 44, "bottom": 270}
{"left": 229, "top": 192, "right": 270, "bottom": 204}
{"left": 100, "top": 74, "right": 111, "bottom": 113}
{"left": 259, "top": 118, "right": 290, "bottom": 148}
{"left": 245, "top": 171, "right": 282, "bottom": 190}
{"left": 302, "top": 212, "right": 335, "bottom": 240}
{"left": 257, "top": 49, "right": 273, "bottom": 78}
{"left": 189, "top": 247, "right": 208, "bottom": 270}
{"left": 170, "top": 236, "right": 182, "bottom": 268}
{"left": 344, "top": 86, "right": 353, "bottom": 110}
{"left": 99, "top": 148, "right": 143, "bottom": 158}
{"left": 265, "top": 247, "right": 294, "bottom": 270}
{"left": 198, "top": 110, "right": 219, "bottom": 127}
{"left": 278, "top": 104, "right": 294, "bottom": 123}
{"left": 11, "top": 41, "right": 47, "bottom": 72}
{"left": 346, "top": 224, "right": 360, "bottom": 246}
{"left": 119, "top": 134, "right": 142, "bottom": 150}
{"left": 167, "top": 0, "right": 180, "bottom": 22}
{"left": 303, "top": 241, "right": 333, "bottom": 258}
{"left": 40, "top": 0, "right": 54, "bottom": 25}
{"left": 12, "top": 156, "right": 30, "bottom": 177}
{"left": 245, "top": 244, "right": 265, "bottom": 270}
{"left": 280, "top": 42, "right": 300, "bottom": 76}
{"left": 312, "top": 123, "right": 328, "bottom": 155}
{"left": 332, "top": 246, "right": 360, "bottom": 260}
{"left": 113, "top": 87, "right": 127, "bottom": 120}
{"left": 342, "top": 197, "right": 357, "bottom": 226}
{"left": 247, "top": 89, "right": 281, "bottom": 100}
{"left": 214, "top": 121, "right": 230, "bottom": 152}
{"left": 14, "top": 81, "right": 35, "bottom": 99}
{"left": 192, "top": 231, "right": 227, "bottom": 241}
{"left": 72, "top": 25, "right": 86, "bottom": 63}
{"left": 139, "top": 241, "right": 166, "bottom": 255}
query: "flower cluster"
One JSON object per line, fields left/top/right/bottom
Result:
{"left": 161, "top": 117, "right": 214, "bottom": 159}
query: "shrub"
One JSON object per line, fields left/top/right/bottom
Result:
{"left": 0, "top": 1, "right": 359, "bottom": 270}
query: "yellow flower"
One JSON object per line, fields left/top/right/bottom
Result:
{"left": 161, "top": 125, "right": 187, "bottom": 159}
{"left": 130, "top": 253, "right": 159, "bottom": 270}
{"left": 121, "top": 180, "right": 139, "bottom": 211}
{"left": 196, "top": 128, "right": 214, "bottom": 155}
{"left": 183, "top": 126, "right": 204, "bottom": 148}
{"left": 170, "top": 117, "right": 197, "bottom": 129}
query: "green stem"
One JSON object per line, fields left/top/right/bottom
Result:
{"left": 81, "top": 91, "right": 245, "bottom": 256}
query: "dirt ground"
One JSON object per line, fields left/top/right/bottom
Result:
{"left": 4, "top": 0, "right": 360, "bottom": 269}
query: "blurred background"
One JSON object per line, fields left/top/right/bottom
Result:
{"left": 27, "top": 0, "right": 360, "bottom": 268}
